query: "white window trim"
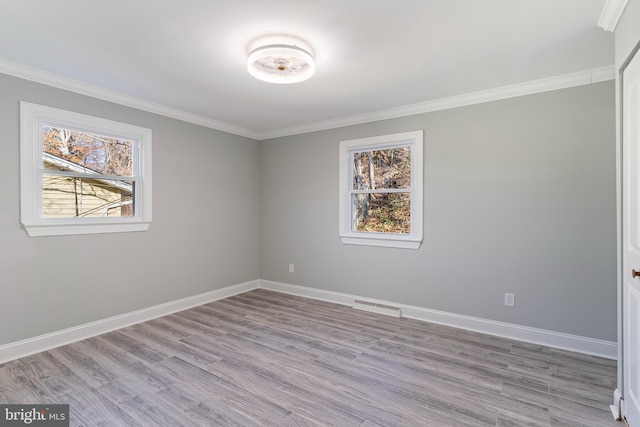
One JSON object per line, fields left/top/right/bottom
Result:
{"left": 339, "top": 130, "right": 423, "bottom": 249}
{"left": 20, "top": 101, "right": 152, "bottom": 237}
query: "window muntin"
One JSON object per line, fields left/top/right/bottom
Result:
{"left": 20, "top": 102, "right": 152, "bottom": 237}
{"left": 339, "top": 131, "right": 423, "bottom": 249}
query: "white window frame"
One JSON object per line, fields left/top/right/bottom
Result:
{"left": 339, "top": 130, "right": 423, "bottom": 249}
{"left": 20, "top": 101, "right": 152, "bottom": 237}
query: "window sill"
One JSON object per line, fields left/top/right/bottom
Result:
{"left": 340, "top": 235, "right": 422, "bottom": 249}
{"left": 23, "top": 221, "right": 151, "bottom": 237}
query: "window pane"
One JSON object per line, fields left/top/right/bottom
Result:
{"left": 352, "top": 147, "right": 411, "bottom": 190}
{"left": 352, "top": 192, "right": 410, "bottom": 234}
{"left": 42, "top": 175, "right": 134, "bottom": 218}
{"left": 42, "top": 126, "right": 133, "bottom": 177}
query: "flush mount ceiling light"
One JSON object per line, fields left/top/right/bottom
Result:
{"left": 247, "top": 42, "right": 315, "bottom": 84}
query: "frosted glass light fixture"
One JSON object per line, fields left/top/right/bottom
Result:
{"left": 247, "top": 43, "right": 315, "bottom": 84}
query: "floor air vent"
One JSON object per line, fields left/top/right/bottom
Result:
{"left": 352, "top": 300, "right": 402, "bottom": 318}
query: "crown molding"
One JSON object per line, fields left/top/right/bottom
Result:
{"left": 258, "top": 66, "right": 615, "bottom": 140}
{"left": 598, "top": 0, "right": 630, "bottom": 32}
{"left": 0, "top": 58, "right": 614, "bottom": 142}
{"left": 0, "top": 58, "right": 261, "bottom": 140}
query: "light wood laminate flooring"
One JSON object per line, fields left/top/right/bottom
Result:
{"left": 0, "top": 289, "right": 619, "bottom": 426}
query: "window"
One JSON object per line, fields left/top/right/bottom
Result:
{"left": 339, "top": 130, "right": 423, "bottom": 249}
{"left": 20, "top": 102, "right": 152, "bottom": 237}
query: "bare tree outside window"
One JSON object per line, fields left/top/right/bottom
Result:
{"left": 352, "top": 146, "right": 411, "bottom": 233}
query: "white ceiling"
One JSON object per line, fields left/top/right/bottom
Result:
{"left": 0, "top": 0, "right": 613, "bottom": 139}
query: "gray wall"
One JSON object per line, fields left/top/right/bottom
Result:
{"left": 0, "top": 70, "right": 617, "bottom": 347}
{"left": 260, "top": 81, "right": 617, "bottom": 341}
{"left": 0, "top": 73, "right": 261, "bottom": 346}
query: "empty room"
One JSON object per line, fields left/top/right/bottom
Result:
{"left": 1, "top": 0, "right": 639, "bottom": 426}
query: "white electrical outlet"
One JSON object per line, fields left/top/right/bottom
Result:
{"left": 289, "top": 264, "right": 294, "bottom": 273}
{"left": 504, "top": 293, "right": 515, "bottom": 307}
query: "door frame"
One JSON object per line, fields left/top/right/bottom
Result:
{"left": 617, "top": 39, "right": 640, "bottom": 423}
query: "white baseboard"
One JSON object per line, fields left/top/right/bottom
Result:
{"left": 0, "top": 280, "right": 259, "bottom": 365}
{"left": 0, "top": 278, "right": 617, "bottom": 364}
{"left": 610, "top": 388, "right": 623, "bottom": 421}
{"left": 259, "top": 280, "right": 618, "bottom": 360}
{"left": 260, "top": 280, "right": 355, "bottom": 306}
